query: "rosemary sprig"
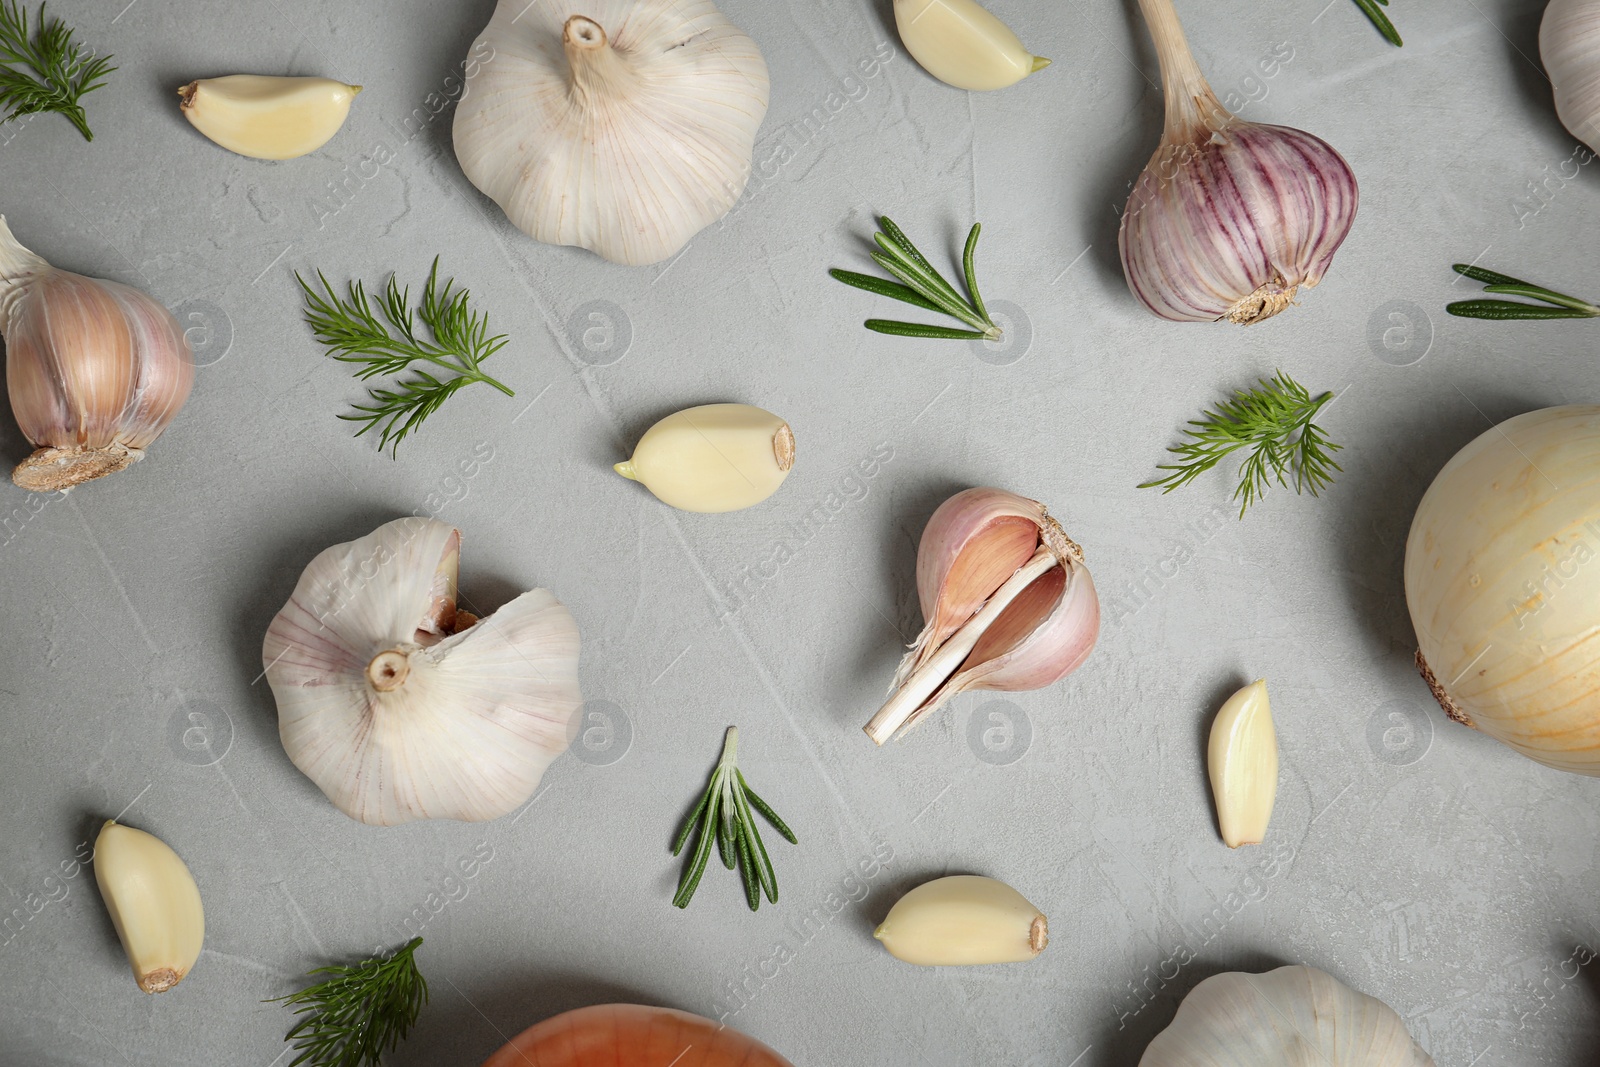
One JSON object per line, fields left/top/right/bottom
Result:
{"left": 297, "top": 257, "right": 515, "bottom": 456}
{"left": 0, "top": 1, "right": 115, "bottom": 141}
{"left": 671, "top": 727, "right": 796, "bottom": 911}
{"left": 1351, "top": 0, "right": 1402, "bottom": 47}
{"left": 1446, "top": 263, "right": 1600, "bottom": 321}
{"left": 1140, "top": 371, "right": 1343, "bottom": 518}
{"left": 830, "top": 216, "right": 1005, "bottom": 341}
{"left": 270, "top": 937, "right": 429, "bottom": 1067}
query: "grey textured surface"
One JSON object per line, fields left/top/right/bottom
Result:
{"left": 0, "top": 0, "right": 1597, "bottom": 1064}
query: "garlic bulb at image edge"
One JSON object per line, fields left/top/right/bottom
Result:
{"left": 1542, "top": 0, "right": 1600, "bottom": 154}
{"left": 1119, "top": 0, "right": 1358, "bottom": 324}
{"left": 452, "top": 0, "right": 769, "bottom": 266}
{"left": 1140, "top": 965, "right": 1433, "bottom": 1066}
{"left": 263, "top": 517, "right": 581, "bottom": 825}
{"left": 1405, "top": 405, "right": 1600, "bottom": 775}
{"left": 0, "top": 217, "right": 194, "bottom": 491}
{"left": 864, "top": 487, "right": 1099, "bottom": 744}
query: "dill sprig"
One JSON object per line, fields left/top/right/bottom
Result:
{"left": 297, "top": 257, "right": 515, "bottom": 457}
{"left": 270, "top": 937, "right": 429, "bottom": 1067}
{"left": 1446, "top": 262, "right": 1600, "bottom": 320}
{"left": 671, "top": 727, "right": 797, "bottom": 911}
{"left": 1140, "top": 371, "right": 1342, "bottom": 518}
{"left": 0, "top": 1, "right": 115, "bottom": 141}
{"left": 1351, "top": 0, "right": 1402, "bottom": 47}
{"left": 830, "top": 216, "right": 1005, "bottom": 341}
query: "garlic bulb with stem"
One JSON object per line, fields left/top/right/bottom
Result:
{"left": 1140, "top": 965, "right": 1433, "bottom": 1066}
{"left": 0, "top": 216, "right": 194, "bottom": 491}
{"left": 865, "top": 487, "right": 1098, "bottom": 745}
{"left": 1406, "top": 405, "right": 1600, "bottom": 775}
{"left": 1543, "top": 0, "right": 1600, "bottom": 154}
{"left": 452, "top": 0, "right": 769, "bottom": 266}
{"left": 263, "top": 517, "right": 582, "bottom": 825}
{"left": 1119, "top": 0, "right": 1358, "bottom": 324}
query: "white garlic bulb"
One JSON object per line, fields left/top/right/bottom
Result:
{"left": 452, "top": 0, "right": 770, "bottom": 266}
{"left": 1141, "top": 966, "right": 1434, "bottom": 1066}
{"left": 0, "top": 216, "right": 194, "bottom": 492}
{"left": 262, "top": 517, "right": 582, "bottom": 826}
{"left": 1542, "top": 0, "right": 1600, "bottom": 154}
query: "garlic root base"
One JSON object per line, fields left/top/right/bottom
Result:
{"left": 12, "top": 444, "right": 142, "bottom": 492}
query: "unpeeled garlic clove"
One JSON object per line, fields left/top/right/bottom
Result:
{"left": 894, "top": 0, "right": 1050, "bottom": 91}
{"left": 874, "top": 875, "right": 1047, "bottom": 966}
{"left": 179, "top": 75, "right": 361, "bottom": 160}
{"left": 866, "top": 487, "right": 1099, "bottom": 745}
{"left": 93, "top": 820, "right": 205, "bottom": 993}
{"left": 615, "top": 403, "right": 795, "bottom": 513}
{"left": 0, "top": 217, "right": 194, "bottom": 492}
{"left": 1207, "top": 679, "right": 1278, "bottom": 847}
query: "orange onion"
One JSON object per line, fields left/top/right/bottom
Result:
{"left": 482, "top": 1004, "right": 794, "bottom": 1067}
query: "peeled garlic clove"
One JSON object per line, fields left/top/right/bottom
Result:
{"left": 894, "top": 0, "right": 1050, "bottom": 91}
{"left": 262, "top": 517, "right": 582, "bottom": 825}
{"left": 1541, "top": 0, "right": 1600, "bottom": 155}
{"left": 93, "top": 820, "right": 204, "bottom": 994}
{"left": 1119, "top": 0, "right": 1357, "bottom": 324}
{"left": 1141, "top": 965, "right": 1434, "bottom": 1066}
{"left": 178, "top": 76, "right": 361, "bottom": 160}
{"left": 0, "top": 217, "right": 194, "bottom": 492}
{"left": 453, "top": 5, "right": 769, "bottom": 266}
{"left": 615, "top": 403, "right": 794, "bottom": 513}
{"left": 866, "top": 488, "right": 1099, "bottom": 745}
{"left": 1207, "top": 679, "right": 1277, "bottom": 847}
{"left": 874, "top": 875, "right": 1047, "bottom": 966}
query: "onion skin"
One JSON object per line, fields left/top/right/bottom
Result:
{"left": 481, "top": 1004, "right": 794, "bottom": 1067}
{"left": 1404, "top": 405, "right": 1600, "bottom": 774}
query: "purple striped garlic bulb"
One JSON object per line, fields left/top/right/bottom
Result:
{"left": 0, "top": 216, "right": 194, "bottom": 491}
{"left": 1118, "top": 0, "right": 1358, "bottom": 325}
{"left": 865, "top": 487, "right": 1099, "bottom": 745}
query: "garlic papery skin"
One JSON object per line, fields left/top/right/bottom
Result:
{"left": 1542, "top": 0, "right": 1600, "bottom": 153}
{"left": 894, "top": 0, "right": 1050, "bottom": 92}
{"left": 1405, "top": 405, "right": 1600, "bottom": 776}
{"left": 452, "top": 1, "right": 770, "bottom": 266}
{"left": 865, "top": 487, "right": 1099, "bottom": 745}
{"left": 614, "top": 403, "right": 794, "bottom": 512}
{"left": 0, "top": 217, "right": 194, "bottom": 492}
{"left": 262, "top": 517, "right": 582, "bottom": 825}
{"left": 874, "top": 875, "right": 1047, "bottom": 966}
{"left": 179, "top": 76, "right": 362, "bottom": 161}
{"left": 93, "top": 820, "right": 205, "bottom": 994}
{"left": 1207, "top": 679, "right": 1277, "bottom": 847}
{"left": 1140, "top": 965, "right": 1434, "bottom": 1066}
{"left": 1118, "top": 0, "right": 1358, "bottom": 325}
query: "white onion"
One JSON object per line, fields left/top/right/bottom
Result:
{"left": 1404, "top": 404, "right": 1600, "bottom": 774}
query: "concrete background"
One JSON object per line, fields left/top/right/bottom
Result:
{"left": 1, "top": 0, "right": 1596, "bottom": 1063}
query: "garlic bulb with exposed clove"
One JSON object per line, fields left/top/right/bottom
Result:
{"left": 1119, "top": 0, "right": 1358, "bottom": 324}
{"left": 0, "top": 217, "right": 194, "bottom": 491}
{"left": 1541, "top": 0, "right": 1600, "bottom": 154}
{"left": 865, "top": 487, "right": 1099, "bottom": 744}
{"left": 263, "top": 517, "right": 581, "bottom": 825}
{"left": 452, "top": 0, "right": 769, "bottom": 266}
{"left": 1140, "top": 965, "right": 1434, "bottom": 1066}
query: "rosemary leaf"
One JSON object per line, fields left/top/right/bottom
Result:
{"left": 672, "top": 728, "right": 795, "bottom": 912}
{"left": 831, "top": 215, "right": 1010, "bottom": 342}
{"left": 1446, "top": 301, "right": 1596, "bottom": 321}
{"left": 864, "top": 320, "right": 989, "bottom": 339}
{"left": 1351, "top": 0, "right": 1402, "bottom": 46}
{"left": 1446, "top": 263, "right": 1600, "bottom": 320}
{"left": 828, "top": 269, "right": 945, "bottom": 314}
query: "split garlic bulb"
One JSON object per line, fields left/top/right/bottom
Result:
{"left": 1119, "top": 0, "right": 1357, "bottom": 324}
{"left": 1140, "top": 965, "right": 1433, "bottom": 1066}
{"left": 263, "top": 517, "right": 582, "bottom": 825}
{"left": 0, "top": 216, "right": 194, "bottom": 491}
{"left": 452, "top": 0, "right": 770, "bottom": 266}
{"left": 1406, "top": 405, "right": 1600, "bottom": 775}
{"left": 1541, "top": 0, "right": 1600, "bottom": 154}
